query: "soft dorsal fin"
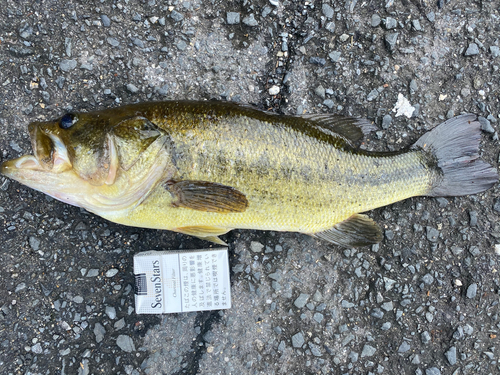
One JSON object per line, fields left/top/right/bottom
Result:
{"left": 301, "top": 114, "right": 376, "bottom": 146}
{"left": 165, "top": 180, "right": 249, "bottom": 213}
{"left": 310, "top": 214, "right": 382, "bottom": 247}
{"left": 175, "top": 225, "right": 230, "bottom": 245}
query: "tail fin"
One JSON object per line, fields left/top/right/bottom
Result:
{"left": 413, "top": 114, "right": 498, "bottom": 197}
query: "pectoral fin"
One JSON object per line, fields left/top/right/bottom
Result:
{"left": 165, "top": 180, "right": 249, "bottom": 213}
{"left": 310, "top": 214, "right": 382, "bottom": 247}
{"left": 176, "top": 225, "right": 231, "bottom": 245}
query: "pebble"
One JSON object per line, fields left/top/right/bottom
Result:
{"left": 385, "top": 33, "right": 399, "bottom": 52}
{"left": 382, "top": 114, "right": 392, "bottom": 129}
{"left": 107, "top": 37, "right": 120, "bottom": 47}
{"left": 426, "top": 12, "right": 435, "bottom": 22}
{"left": 322, "top": 4, "right": 334, "bottom": 19}
{"left": 412, "top": 19, "right": 422, "bottom": 31}
{"left": 315, "top": 85, "right": 326, "bottom": 99}
{"left": 29, "top": 236, "right": 40, "bottom": 251}
{"left": 478, "top": 116, "right": 495, "bottom": 133}
{"left": 381, "top": 322, "right": 391, "bottom": 330}
{"left": 100, "top": 15, "right": 111, "bottom": 27}
{"left": 105, "top": 306, "right": 117, "bottom": 319}
{"left": 15, "top": 283, "right": 26, "bottom": 293}
{"left": 250, "top": 241, "right": 264, "bottom": 253}
{"left": 116, "top": 335, "right": 135, "bottom": 352}
{"left": 59, "top": 59, "right": 77, "bottom": 71}
{"left": 361, "top": 344, "right": 376, "bottom": 357}
{"left": 466, "top": 283, "right": 477, "bottom": 298}
{"left": 294, "top": 293, "right": 310, "bottom": 308}
{"left": 398, "top": 341, "right": 411, "bottom": 353}
{"left": 323, "top": 99, "right": 334, "bottom": 109}
{"left": 170, "top": 10, "right": 184, "bottom": 22}
{"left": 114, "top": 318, "right": 126, "bottom": 330}
{"left": 242, "top": 14, "right": 258, "bottom": 26}
{"left": 465, "top": 43, "right": 479, "bottom": 56}
{"left": 310, "top": 57, "right": 326, "bottom": 66}
{"left": 268, "top": 85, "right": 280, "bottom": 95}
{"left": 491, "top": 46, "right": 500, "bottom": 58}
{"left": 313, "top": 313, "right": 324, "bottom": 323}
{"left": 329, "top": 51, "right": 341, "bottom": 62}
{"left": 31, "top": 343, "right": 43, "bottom": 354}
{"left": 87, "top": 269, "right": 99, "bottom": 277}
{"left": 94, "top": 323, "right": 106, "bottom": 343}
{"left": 291, "top": 332, "right": 304, "bottom": 348}
{"left": 445, "top": 346, "right": 457, "bottom": 365}
{"left": 227, "top": 12, "right": 240, "bottom": 25}
{"left": 371, "top": 14, "right": 381, "bottom": 27}
{"left": 426, "top": 227, "right": 439, "bottom": 242}
{"left": 422, "top": 273, "right": 434, "bottom": 285}
{"left": 105, "top": 268, "right": 119, "bottom": 277}
{"left": 426, "top": 368, "right": 441, "bottom": 375}
{"left": 384, "top": 17, "right": 397, "bottom": 29}
{"left": 421, "top": 331, "right": 431, "bottom": 344}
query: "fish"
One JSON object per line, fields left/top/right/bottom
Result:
{"left": 1, "top": 101, "right": 498, "bottom": 247}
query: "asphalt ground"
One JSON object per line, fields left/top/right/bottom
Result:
{"left": 0, "top": 0, "right": 499, "bottom": 374}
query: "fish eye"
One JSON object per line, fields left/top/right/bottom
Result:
{"left": 59, "top": 113, "right": 78, "bottom": 129}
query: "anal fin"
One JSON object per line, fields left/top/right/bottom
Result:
{"left": 310, "top": 214, "right": 382, "bottom": 248}
{"left": 176, "top": 225, "right": 231, "bottom": 245}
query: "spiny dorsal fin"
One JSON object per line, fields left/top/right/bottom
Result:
{"left": 310, "top": 214, "right": 382, "bottom": 247}
{"left": 301, "top": 114, "right": 376, "bottom": 146}
{"left": 165, "top": 180, "right": 249, "bottom": 213}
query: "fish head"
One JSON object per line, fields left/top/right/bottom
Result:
{"left": 1, "top": 111, "right": 172, "bottom": 213}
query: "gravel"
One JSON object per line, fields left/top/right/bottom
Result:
{"left": 1, "top": 1, "right": 499, "bottom": 374}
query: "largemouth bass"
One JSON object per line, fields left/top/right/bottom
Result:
{"left": 1, "top": 101, "right": 497, "bottom": 247}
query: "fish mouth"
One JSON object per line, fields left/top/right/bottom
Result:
{"left": 2, "top": 126, "right": 72, "bottom": 177}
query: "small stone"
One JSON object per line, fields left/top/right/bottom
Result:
{"left": 328, "top": 51, "right": 341, "bottom": 62}
{"left": 490, "top": 46, "right": 500, "bottom": 58}
{"left": 426, "top": 227, "right": 439, "bottom": 242}
{"left": 382, "top": 114, "right": 392, "bottom": 129}
{"left": 398, "top": 341, "right": 411, "bottom": 353}
{"left": 268, "top": 85, "right": 280, "bottom": 95}
{"left": 73, "top": 296, "right": 84, "bottom": 303}
{"left": 341, "top": 300, "right": 355, "bottom": 308}
{"left": 421, "top": 331, "right": 431, "bottom": 344}
{"left": 250, "top": 241, "right": 264, "bottom": 253}
{"left": 15, "top": 283, "right": 26, "bottom": 293}
{"left": 105, "top": 268, "right": 119, "bottom": 278}
{"left": 412, "top": 19, "right": 422, "bottom": 31}
{"left": 465, "top": 43, "right": 479, "bottom": 56}
{"left": 426, "top": 12, "right": 435, "bottom": 22}
{"left": 86, "top": 269, "right": 99, "bottom": 277}
{"left": 385, "top": 33, "right": 399, "bottom": 52}
{"left": 227, "top": 12, "right": 240, "bottom": 25}
{"left": 101, "top": 15, "right": 111, "bottom": 27}
{"left": 361, "top": 344, "right": 376, "bottom": 357}
{"left": 105, "top": 306, "right": 117, "bottom": 319}
{"left": 31, "top": 343, "right": 43, "bottom": 354}
{"left": 114, "top": 318, "right": 126, "bottom": 330}
{"left": 107, "top": 37, "right": 120, "bottom": 47}
{"left": 381, "top": 301, "right": 393, "bottom": 311}
{"left": 126, "top": 84, "right": 139, "bottom": 93}
{"left": 323, "top": 99, "right": 334, "bottom": 109}
{"left": 59, "top": 59, "right": 77, "bottom": 71}
{"left": 384, "top": 17, "right": 397, "bottom": 29}
{"left": 371, "top": 14, "right": 381, "bottom": 27}
{"left": 422, "top": 273, "right": 434, "bottom": 285}
{"left": 445, "top": 346, "right": 457, "bottom": 365}
{"left": 170, "top": 10, "right": 184, "bottom": 22}
{"left": 94, "top": 323, "right": 106, "bottom": 343}
{"left": 116, "top": 335, "right": 135, "bottom": 352}
{"left": 309, "top": 57, "right": 326, "bottom": 66}
{"left": 313, "top": 313, "right": 324, "bottom": 323}
{"left": 425, "top": 368, "right": 441, "bottom": 375}
{"left": 29, "top": 236, "right": 40, "bottom": 251}
{"left": 466, "top": 283, "right": 477, "bottom": 298}
{"left": 294, "top": 293, "right": 310, "bottom": 308}
{"left": 339, "top": 34, "right": 350, "bottom": 42}
{"left": 381, "top": 322, "right": 391, "bottom": 330}
{"left": 242, "top": 14, "right": 258, "bottom": 26}
{"left": 478, "top": 116, "right": 495, "bottom": 133}
{"left": 292, "top": 332, "right": 305, "bottom": 348}
{"left": 322, "top": 4, "right": 334, "bottom": 19}
{"left": 315, "top": 85, "right": 326, "bottom": 99}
